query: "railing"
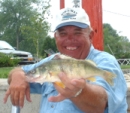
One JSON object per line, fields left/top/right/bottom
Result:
{"left": 117, "top": 59, "right": 130, "bottom": 65}
{"left": 11, "top": 106, "right": 20, "bottom": 113}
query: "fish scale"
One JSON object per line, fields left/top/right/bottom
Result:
{"left": 26, "top": 54, "right": 116, "bottom": 86}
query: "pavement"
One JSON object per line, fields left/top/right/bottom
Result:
{"left": 0, "top": 79, "right": 41, "bottom": 113}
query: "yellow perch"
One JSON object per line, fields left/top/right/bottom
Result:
{"left": 26, "top": 54, "right": 116, "bottom": 86}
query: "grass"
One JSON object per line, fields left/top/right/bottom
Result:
{"left": 120, "top": 65, "right": 130, "bottom": 69}
{"left": 0, "top": 67, "right": 14, "bottom": 78}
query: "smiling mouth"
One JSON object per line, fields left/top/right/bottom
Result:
{"left": 66, "top": 47, "right": 78, "bottom": 50}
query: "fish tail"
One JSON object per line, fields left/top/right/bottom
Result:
{"left": 103, "top": 71, "right": 116, "bottom": 86}
{"left": 55, "top": 82, "right": 65, "bottom": 88}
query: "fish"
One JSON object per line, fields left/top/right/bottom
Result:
{"left": 26, "top": 54, "right": 116, "bottom": 87}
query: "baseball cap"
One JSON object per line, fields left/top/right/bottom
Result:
{"left": 54, "top": 7, "right": 90, "bottom": 31}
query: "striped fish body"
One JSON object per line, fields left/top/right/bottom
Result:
{"left": 26, "top": 54, "right": 116, "bottom": 86}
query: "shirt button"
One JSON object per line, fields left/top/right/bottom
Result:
{"left": 51, "top": 105, "right": 54, "bottom": 108}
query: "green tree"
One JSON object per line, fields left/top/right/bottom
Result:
{"left": 0, "top": 0, "right": 52, "bottom": 58}
{"left": 40, "top": 36, "right": 58, "bottom": 58}
{"left": 103, "top": 23, "right": 130, "bottom": 58}
{"left": 20, "top": 1, "right": 51, "bottom": 57}
{"left": 0, "top": 0, "right": 41, "bottom": 49}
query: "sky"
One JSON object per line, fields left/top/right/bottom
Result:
{"left": 49, "top": 0, "right": 130, "bottom": 40}
{"left": 102, "top": 0, "right": 130, "bottom": 40}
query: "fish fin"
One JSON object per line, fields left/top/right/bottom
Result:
{"left": 53, "top": 54, "right": 74, "bottom": 60}
{"left": 86, "top": 60, "right": 97, "bottom": 66}
{"left": 49, "top": 71, "right": 58, "bottom": 77}
{"left": 49, "top": 71, "right": 53, "bottom": 76}
{"left": 104, "top": 71, "right": 116, "bottom": 86}
{"left": 44, "top": 48, "right": 55, "bottom": 55}
{"left": 55, "top": 82, "right": 65, "bottom": 88}
{"left": 53, "top": 54, "right": 61, "bottom": 60}
{"left": 87, "top": 77, "right": 96, "bottom": 82}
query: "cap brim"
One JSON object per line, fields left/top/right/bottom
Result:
{"left": 54, "top": 22, "right": 89, "bottom": 31}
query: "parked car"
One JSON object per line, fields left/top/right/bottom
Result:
{"left": 0, "top": 40, "right": 35, "bottom": 64}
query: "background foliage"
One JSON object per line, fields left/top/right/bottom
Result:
{"left": 0, "top": 0, "right": 130, "bottom": 59}
{"left": 0, "top": 53, "right": 20, "bottom": 67}
{"left": 103, "top": 23, "right": 130, "bottom": 59}
{"left": 0, "top": 0, "right": 56, "bottom": 58}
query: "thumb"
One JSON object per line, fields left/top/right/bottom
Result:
{"left": 48, "top": 94, "right": 66, "bottom": 102}
{"left": 3, "top": 89, "right": 11, "bottom": 104}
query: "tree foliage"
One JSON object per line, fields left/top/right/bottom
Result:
{"left": 0, "top": 0, "right": 41, "bottom": 49}
{"left": 0, "top": 0, "right": 130, "bottom": 60}
{"left": 0, "top": 0, "right": 51, "bottom": 58}
{"left": 103, "top": 23, "right": 130, "bottom": 58}
{"left": 21, "top": 10, "right": 50, "bottom": 58}
{"left": 40, "top": 36, "right": 58, "bottom": 57}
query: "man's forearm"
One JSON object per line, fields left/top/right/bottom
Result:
{"left": 70, "top": 83, "right": 108, "bottom": 113}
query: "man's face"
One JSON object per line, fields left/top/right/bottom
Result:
{"left": 54, "top": 26, "right": 93, "bottom": 59}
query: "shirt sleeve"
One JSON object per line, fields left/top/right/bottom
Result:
{"left": 92, "top": 55, "right": 128, "bottom": 113}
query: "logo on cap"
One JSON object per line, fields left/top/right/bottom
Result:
{"left": 61, "top": 8, "right": 77, "bottom": 20}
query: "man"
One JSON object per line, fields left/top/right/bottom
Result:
{"left": 4, "top": 8, "right": 128, "bottom": 113}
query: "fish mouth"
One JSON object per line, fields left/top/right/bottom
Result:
{"left": 65, "top": 46, "right": 79, "bottom": 51}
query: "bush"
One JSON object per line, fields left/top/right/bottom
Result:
{"left": 0, "top": 53, "right": 20, "bottom": 67}
{"left": 0, "top": 67, "right": 13, "bottom": 78}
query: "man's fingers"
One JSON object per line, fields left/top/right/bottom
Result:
{"left": 58, "top": 72, "right": 77, "bottom": 90}
{"left": 48, "top": 94, "right": 66, "bottom": 102}
{"left": 14, "top": 91, "right": 20, "bottom": 105}
{"left": 58, "top": 72, "right": 69, "bottom": 85}
{"left": 54, "top": 82, "right": 79, "bottom": 98}
{"left": 25, "top": 87, "right": 32, "bottom": 102}
{"left": 19, "top": 91, "right": 25, "bottom": 108}
{"left": 71, "top": 78, "right": 86, "bottom": 89}
{"left": 3, "top": 89, "right": 11, "bottom": 103}
{"left": 58, "top": 72, "right": 86, "bottom": 91}
{"left": 3, "top": 68, "right": 30, "bottom": 108}
{"left": 10, "top": 90, "right": 15, "bottom": 105}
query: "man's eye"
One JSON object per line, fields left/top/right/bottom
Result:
{"left": 60, "top": 32, "right": 66, "bottom": 36}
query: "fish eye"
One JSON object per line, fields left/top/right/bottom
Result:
{"left": 30, "top": 69, "right": 36, "bottom": 74}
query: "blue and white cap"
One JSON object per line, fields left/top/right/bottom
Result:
{"left": 54, "top": 7, "right": 90, "bottom": 31}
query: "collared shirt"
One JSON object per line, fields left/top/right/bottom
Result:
{"left": 22, "top": 45, "right": 128, "bottom": 113}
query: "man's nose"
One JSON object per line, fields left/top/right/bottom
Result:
{"left": 67, "top": 34, "right": 74, "bottom": 39}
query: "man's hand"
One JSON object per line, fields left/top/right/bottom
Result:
{"left": 49, "top": 72, "right": 107, "bottom": 113}
{"left": 48, "top": 72, "right": 86, "bottom": 102}
{"left": 3, "top": 68, "right": 31, "bottom": 108}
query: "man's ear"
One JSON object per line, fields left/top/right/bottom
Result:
{"left": 54, "top": 32, "right": 56, "bottom": 39}
{"left": 89, "top": 31, "right": 94, "bottom": 41}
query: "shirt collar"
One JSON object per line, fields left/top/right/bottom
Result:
{"left": 86, "top": 45, "right": 95, "bottom": 59}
